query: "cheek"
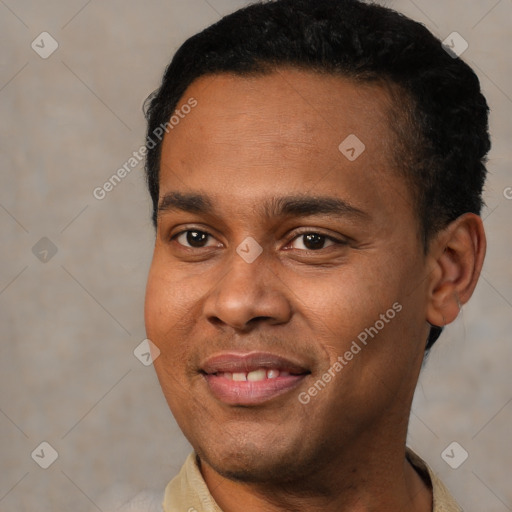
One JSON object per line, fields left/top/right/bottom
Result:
{"left": 145, "top": 265, "right": 194, "bottom": 401}
{"left": 295, "top": 264, "right": 399, "bottom": 335}
{"left": 144, "top": 260, "right": 186, "bottom": 344}
{"left": 144, "top": 257, "right": 205, "bottom": 373}
{"left": 292, "top": 252, "right": 423, "bottom": 375}
{"left": 144, "top": 268, "right": 167, "bottom": 339}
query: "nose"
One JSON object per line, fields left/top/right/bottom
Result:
{"left": 202, "top": 247, "right": 292, "bottom": 332}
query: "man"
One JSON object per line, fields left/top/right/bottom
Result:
{"left": 143, "top": 0, "right": 490, "bottom": 510}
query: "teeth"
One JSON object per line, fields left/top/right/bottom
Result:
{"left": 216, "top": 368, "right": 289, "bottom": 381}
{"left": 247, "top": 369, "right": 267, "bottom": 382}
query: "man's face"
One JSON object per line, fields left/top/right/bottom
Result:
{"left": 145, "top": 69, "right": 432, "bottom": 482}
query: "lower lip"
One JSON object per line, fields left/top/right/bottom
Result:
{"left": 203, "top": 373, "right": 307, "bottom": 405}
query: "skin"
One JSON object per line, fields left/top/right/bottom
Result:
{"left": 144, "top": 68, "right": 486, "bottom": 511}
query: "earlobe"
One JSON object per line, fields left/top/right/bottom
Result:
{"left": 426, "top": 213, "right": 486, "bottom": 328}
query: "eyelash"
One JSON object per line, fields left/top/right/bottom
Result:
{"left": 170, "top": 228, "right": 346, "bottom": 251}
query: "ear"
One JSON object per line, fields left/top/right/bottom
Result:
{"left": 426, "top": 213, "right": 486, "bottom": 327}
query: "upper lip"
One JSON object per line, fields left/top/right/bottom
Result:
{"left": 200, "top": 351, "right": 310, "bottom": 375}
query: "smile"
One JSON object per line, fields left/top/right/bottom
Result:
{"left": 200, "top": 351, "right": 310, "bottom": 405}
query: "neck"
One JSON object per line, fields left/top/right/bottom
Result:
{"left": 199, "top": 434, "right": 432, "bottom": 512}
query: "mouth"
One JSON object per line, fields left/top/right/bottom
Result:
{"left": 200, "top": 351, "right": 311, "bottom": 406}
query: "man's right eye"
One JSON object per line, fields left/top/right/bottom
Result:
{"left": 172, "top": 229, "right": 220, "bottom": 249}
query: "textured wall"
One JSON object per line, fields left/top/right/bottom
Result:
{"left": 0, "top": 1, "right": 510, "bottom": 511}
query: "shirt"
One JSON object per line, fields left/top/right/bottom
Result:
{"left": 161, "top": 447, "right": 462, "bottom": 512}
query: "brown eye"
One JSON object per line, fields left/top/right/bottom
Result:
{"left": 290, "top": 232, "right": 336, "bottom": 251}
{"left": 174, "top": 230, "right": 217, "bottom": 248}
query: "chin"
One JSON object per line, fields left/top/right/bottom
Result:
{"left": 194, "top": 432, "right": 318, "bottom": 484}
{"left": 203, "top": 451, "right": 297, "bottom": 484}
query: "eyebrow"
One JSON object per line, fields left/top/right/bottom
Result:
{"left": 157, "top": 191, "right": 369, "bottom": 221}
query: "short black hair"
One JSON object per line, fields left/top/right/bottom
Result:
{"left": 144, "top": 0, "right": 490, "bottom": 350}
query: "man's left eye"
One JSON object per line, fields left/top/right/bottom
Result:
{"left": 288, "top": 233, "right": 339, "bottom": 251}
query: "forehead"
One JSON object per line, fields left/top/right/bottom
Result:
{"left": 158, "top": 69, "right": 412, "bottom": 223}
{"left": 164, "top": 69, "right": 393, "bottom": 152}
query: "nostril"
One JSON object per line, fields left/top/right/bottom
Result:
{"left": 207, "top": 316, "right": 224, "bottom": 327}
{"left": 249, "top": 316, "right": 273, "bottom": 324}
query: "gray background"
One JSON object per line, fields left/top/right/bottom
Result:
{"left": 0, "top": 0, "right": 510, "bottom": 511}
